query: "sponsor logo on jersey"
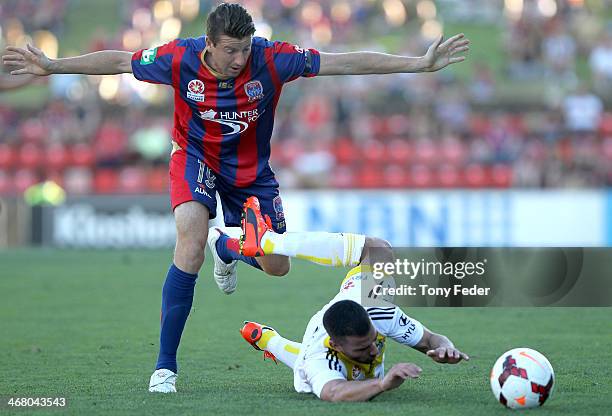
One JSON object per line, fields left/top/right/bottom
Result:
{"left": 399, "top": 314, "right": 411, "bottom": 327}
{"left": 244, "top": 80, "right": 264, "bottom": 102}
{"left": 140, "top": 47, "right": 157, "bottom": 65}
{"left": 187, "top": 79, "right": 206, "bottom": 102}
{"left": 218, "top": 80, "right": 234, "bottom": 89}
{"left": 194, "top": 185, "right": 212, "bottom": 198}
{"left": 400, "top": 321, "right": 417, "bottom": 341}
{"left": 199, "top": 108, "right": 264, "bottom": 135}
{"left": 352, "top": 366, "right": 362, "bottom": 380}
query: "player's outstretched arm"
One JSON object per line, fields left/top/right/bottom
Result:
{"left": 320, "top": 363, "right": 422, "bottom": 402}
{"left": 318, "top": 33, "right": 469, "bottom": 76}
{"left": 2, "top": 44, "right": 133, "bottom": 76}
{"left": 0, "top": 73, "right": 36, "bottom": 90}
{"left": 414, "top": 327, "right": 470, "bottom": 364}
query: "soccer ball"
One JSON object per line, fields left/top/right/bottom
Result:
{"left": 490, "top": 348, "right": 554, "bottom": 409}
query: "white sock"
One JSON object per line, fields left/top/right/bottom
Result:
{"left": 265, "top": 334, "right": 301, "bottom": 370}
{"left": 216, "top": 226, "right": 242, "bottom": 239}
{"left": 261, "top": 232, "right": 365, "bottom": 267}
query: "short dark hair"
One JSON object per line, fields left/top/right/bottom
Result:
{"left": 206, "top": 3, "right": 256, "bottom": 45}
{"left": 323, "top": 300, "right": 372, "bottom": 340}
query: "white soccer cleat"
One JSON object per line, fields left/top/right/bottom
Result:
{"left": 149, "top": 369, "right": 177, "bottom": 393}
{"left": 207, "top": 227, "right": 238, "bottom": 295}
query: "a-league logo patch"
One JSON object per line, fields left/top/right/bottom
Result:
{"left": 273, "top": 195, "right": 284, "bottom": 221}
{"left": 140, "top": 47, "right": 157, "bottom": 65}
{"left": 244, "top": 80, "right": 264, "bottom": 102}
{"left": 187, "top": 79, "right": 205, "bottom": 102}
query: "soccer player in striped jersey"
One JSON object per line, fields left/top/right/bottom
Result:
{"left": 3, "top": 3, "right": 469, "bottom": 393}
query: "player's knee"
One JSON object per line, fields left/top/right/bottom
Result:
{"left": 175, "top": 235, "right": 207, "bottom": 270}
{"left": 266, "top": 263, "right": 290, "bottom": 277}
{"left": 262, "top": 259, "right": 290, "bottom": 277}
{"left": 361, "top": 237, "right": 393, "bottom": 263}
{"left": 365, "top": 237, "right": 391, "bottom": 249}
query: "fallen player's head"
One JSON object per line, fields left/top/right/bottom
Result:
{"left": 323, "top": 300, "right": 379, "bottom": 364}
{"left": 205, "top": 3, "right": 256, "bottom": 78}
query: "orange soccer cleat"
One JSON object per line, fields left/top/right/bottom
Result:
{"left": 240, "top": 321, "right": 278, "bottom": 364}
{"left": 240, "top": 196, "right": 272, "bottom": 257}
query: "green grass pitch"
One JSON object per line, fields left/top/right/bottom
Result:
{"left": 1, "top": 249, "right": 611, "bottom": 415}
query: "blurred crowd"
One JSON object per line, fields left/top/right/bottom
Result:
{"left": 1, "top": 0, "right": 611, "bottom": 196}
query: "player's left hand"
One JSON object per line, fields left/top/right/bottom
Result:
{"left": 420, "top": 33, "right": 470, "bottom": 72}
{"left": 426, "top": 346, "right": 470, "bottom": 364}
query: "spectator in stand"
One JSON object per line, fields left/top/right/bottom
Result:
{"left": 589, "top": 32, "right": 612, "bottom": 96}
{"left": 561, "top": 84, "right": 604, "bottom": 134}
{"left": 542, "top": 19, "right": 577, "bottom": 85}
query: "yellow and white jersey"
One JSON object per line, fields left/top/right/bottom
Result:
{"left": 293, "top": 266, "right": 425, "bottom": 398}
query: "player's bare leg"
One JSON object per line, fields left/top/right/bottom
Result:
{"left": 174, "top": 201, "right": 210, "bottom": 273}
{"left": 255, "top": 254, "right": 290, "bottom": 277}
{"left": 149, "top": 201, "right": 209, "bottom": 393}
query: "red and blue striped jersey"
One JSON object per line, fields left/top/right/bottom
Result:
{"left": 131, "top": 36, "right": 320, "bottom": 187}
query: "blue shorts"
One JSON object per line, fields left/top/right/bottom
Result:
{"left": 170, "top": 150, "right": 286, "bottom": 233}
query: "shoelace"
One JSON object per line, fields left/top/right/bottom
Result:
{"left": 263, "top": 351, "right": 278, "bottom": 365}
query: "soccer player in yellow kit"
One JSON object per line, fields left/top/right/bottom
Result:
{"left": 233, "top": 197, "right": 469, "bottom": 402}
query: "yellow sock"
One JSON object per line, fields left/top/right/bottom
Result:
{"left": 256, "top": 327, "right": 278, "bottom": 350}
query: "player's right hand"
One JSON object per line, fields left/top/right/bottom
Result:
{"left": 380, "top": 363, "right": 422, "bottom": 392}
{"left": 2, "top": 44, "right": 52, "bottom": 76}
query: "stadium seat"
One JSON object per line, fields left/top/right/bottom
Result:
{"left": 0, "top": 171, "right": 12, "bottom": 195}
{"left": 362, "top": 139, "right": 386, "bottom": 164}
{"left": 18, "top": 143, "right": 43, "bottom": 170}
{"left": 357, "top": 168, "right": 383, "bottom": 188}
{"left": 0, "top": 143, "right": 16, "bottom": 169}
{"left": 601, "top": 137, "right": 612, "bottom": 160}
{"left": 329, "top": 166, "right": 355, "bottom": 188}
{"left": 385, "top": 114, "right": 411, "bottom": 137}
{"left": 491, "top": 164, "right": 513, "bottom": 188}
{"left": 274, "top": 138, "right": 303, "bottom": 167}
{"left": 118, "top": 166, "right": 147, "bottom": 194}
{"left": 19, "top": 118, "right": 45, "bottom": 143}
{"left": 13, "top": 168, "right": 39, "bottom": 194}
{"left": 414, "top": 139, "right": 436, "bottom": 165}
{"left": 371, "top": 116, "right": 389, "bottom": 137}
{"left": 44, "top": 171, "right": 64, "bottom": 189}
{"left": 598, "top": 113, "right": 612, "bottom": 136}
{"left": 147, "top": 167, "right": 169, "bottom": 193}
{"left": 386, "top": 139, "right": 413, "bottom": 165}
{"left": 469, "top": 114, "right": 491, "bottom": 136}
{"left": 440, "top": 138, "right": 466, "bottom": 165}
{"left": 464, "top": 164, "right": 490, "bottom": 188}
{"left": 94, "top": 120, "right": 127, "bottom": 165}
{"left": 70, "top": 143, "right": 95, "bottom": 167}
{"left": 63, "top": 167, "right": 93, "bottom": 195}
{"left": 437, "top": 164, "right": 462, "bottom": 188}
{"left": 334, "top": 138, "right": 358, "bottom": 165}
{"left": 383, "top": 165, "right": 408, "bottom": 188}
{"left": 47, "top": 143, "right": 69, "bottom": 171}
{"left": 94, "top": 169, "right": 120, "bottom": 194}
{"left": 409, "top": 164, "right": 435, "bottom": 188}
